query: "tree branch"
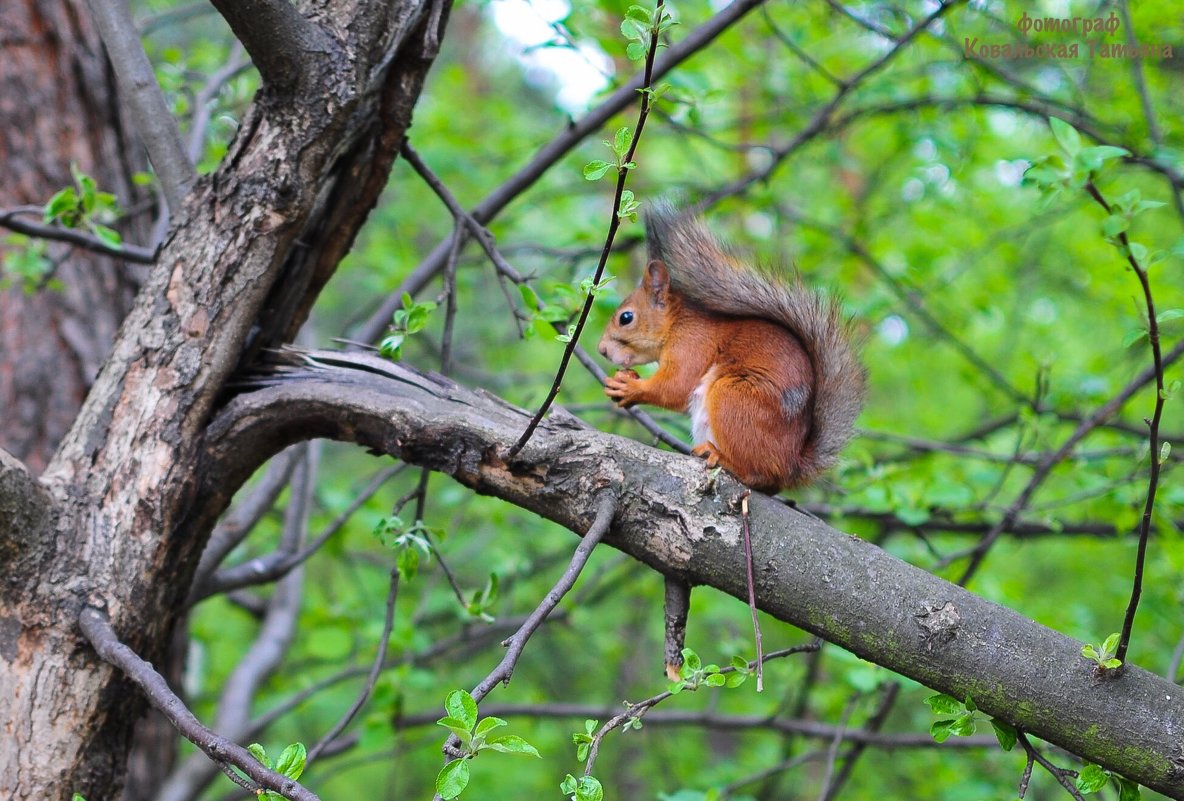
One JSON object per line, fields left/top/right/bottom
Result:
{"left": 79, "top": 607, "right": 322, "bottom": 801}
{"left": 0, "top": 447, "right": 52, "bottom": 560}
{"left": 200, "top": 349, "right": 1184, "bottom": 798}
{"left": 207, "top": 0, "right": 339, "bottom": 93}
{"left": 83, "top": 0, "right": 195, "bottom": 210}
{"left": 0, "top": 207, "right": 157, "bottom": 264}
{"left": 354, "top": 0, "right": 771, "bottom": 343}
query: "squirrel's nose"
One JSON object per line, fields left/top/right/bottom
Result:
{"left": 597, "top": 343, "right": 608, "bottom": 358}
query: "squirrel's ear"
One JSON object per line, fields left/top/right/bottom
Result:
{"left": 644, "top": 260, "right": 670, "bottom": 304}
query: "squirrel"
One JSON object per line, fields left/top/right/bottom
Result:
{"left": 598, "top": 202, "right": 865, "bottom": 492}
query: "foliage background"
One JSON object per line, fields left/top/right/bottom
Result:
{"left": 45, "top": 0, "right": 1184, "bottom": 798}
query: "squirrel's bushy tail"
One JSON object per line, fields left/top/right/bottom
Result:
{"left": 646, "top": 200, "right": 865, "bottom": 480}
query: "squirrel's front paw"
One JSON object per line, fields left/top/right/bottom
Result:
{"left": 604, "top": 369, "right": 642, "bottom": 408}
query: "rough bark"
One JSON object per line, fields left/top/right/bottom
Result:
{"left": 0, "top": 1, "right": 447, "bottom": 798}
{"left": 199, "top": 350, "right": 1184, "bottom": 799}
{"left": 0, "top": 0, "right": 144, "bottom": 473}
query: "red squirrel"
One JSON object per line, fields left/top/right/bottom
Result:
{"left": 598, "top": 203, "right": 864, "bottom": 492}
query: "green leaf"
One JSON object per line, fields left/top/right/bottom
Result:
{"left": 1101, "top": 632, "right": 1121, "bottom": 656}
{"left": 962, "top": 696, "right": 977, "bottom": 712}
{"left": 1077, "top": 145, "right": 1130, "bottom": 168}
{"left": 91, "top": 224, "right": 123, "bottom": 249}
{"left": 948, "top": 713, "right": 977, "bottom": 737}
{"left": 583, "top": 160, "right": 612, "bottom": 181}
{"left": 1049, "top": 117, "right": 1082, "bottom": 156}
{"left": 563, "top": 774, "right": 607, "bottom": 801}
{"left": 930, "top": 719, "right": 954, "bottom": 743}
{"left": 1077, "top": 763, "right": 1109, "bottom": 793}
{"left": 924, "top": 693, "right": 963, "bottom": 715}
{"left": 436, "top": 716, "right": 475, "bottom": 746}
{"left": 1102, "top": 657, "right": 1123, "bottom": 669}
{"left": 725, "top": 672, "right": 748, "bottom": 688}
{"left": 274, "top": 742, "right": 306, "bottom": 781}
{"left": 1122, "top": 328, "right": 1149, "bottom": 349}
{"left": 1160, "top": 441, "right": 1171, "bottom": 463}
{"left": 445, "top": 690, "right": 478, "bottom": 730}
{"left": 474, "top": 716, "right": 507, "bottom": 737}
{"left": 1116, "top": 776, "right": 1142, "bottom": 801}
{"left": 990, "top": 718, "right": 1017, "bottom": 752}
{"left": 397, "top": 545, "right": 419, "bottom": 580}
{"left": 1102, "top": 215, "right": 1129, "bottom": 238}
{"left": 613, "top": 126, "right": 632, "bottom": 157}
{"left": 682, "top": 648, "right": 701, "bottom": 672}
{"left": 436, "top": 759, "right": 471, "bottom": 800}
{"left": 1157, "top": 309, "right": 1184, "bottom": 325}
{"left": 704, "top": 673, "right": 726, "bottom": 687}
{"left": 626, "top": 41, "right": 648, "bottom": 61}
{"left": 484, "top": 734, "right": 541, "bottom": 756}
{"left": 247, "top": 743, "right": 272, "bottom": 770}
{"left": 518, "top": 283, "right": 541, "bottom": 310}
{"left": 44, "top": 187, "right": 79, "bottom": 224}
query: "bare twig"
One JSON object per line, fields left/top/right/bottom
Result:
{"left": 187, "top": 44, "right": 252, "bottom": 164}
{"left": 79, "top": 607, "right": 322, "bottom": 801}
{"left": 951, "top": 337, "right": 1184, "bottom": 583}
{"left": 1016, "top": 732, "right": 1086, "bottom": 801}
{"left": 307, "top": 567, "right": 400, "bottom": 764}
{"left": 469, "top": 491, "right": 617, "bottom": 702}
{"left": 193, "top": 461, "right": 404, "bottom": 602}
{"left": 509, "top": 1, "right": 667, "bottom": 456}
{"left": 740, "top": 491, "right": 764, "bottom": 692}
{"left": 1082, "top": 180, "right": 1167, "bottom": 665}
{"left": 189, "top": 447, "right": 304, "bottom": 601}
{"left": 0, "top": 206, "right": 156, "bottom": 264}
{"left": 582, "top": 644, "right": 821, "bottom": 775}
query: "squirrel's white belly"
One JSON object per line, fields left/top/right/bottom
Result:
{"left": 688, "top": 367, "right": 719, "bottom": 445}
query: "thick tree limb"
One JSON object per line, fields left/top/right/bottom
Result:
{"left": 202, "top": 350, "right": 1184, "bottom": 797}
{"left": 207, "top": 0, "right": 339, "bottom": 94}
{"left": 84, "top": 0, "right": 195, "bottom": 210}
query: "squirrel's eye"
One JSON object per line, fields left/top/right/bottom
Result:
{"left": 619, "top": 310, "right": 634, "bottom": 325}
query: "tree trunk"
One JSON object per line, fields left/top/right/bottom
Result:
{"left": 0, "top": 0, "right": 144, "bottom": 473}
{"left": 0, "top": 2, "right": 447, "bottom": 798}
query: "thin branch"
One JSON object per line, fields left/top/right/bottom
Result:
{"left": 189, "top": 446, "right": 304, "bottom": 602}
{"left": 1016, "top": 732, "right": 1086, "bottom": 801}
{"left": 582, "top": 644, "right": 821, "bottom": 775}
{"left": 1082, "top": 180, "right": 1167, "bottom": 665}
{"left": 83, "top": 0, "right": 195, "bottom": 210}
{"left": 79, "top": 607, "right": 322, "bottom": 801}
{"left": 187, "top": 44, "right": 252, "bottom": 165}
{"left": 192, "top": 462, "right": 404, "bottom": 603}
{"left": 469, "top": 491, "right": 617, "bottom": 702}
{"left": 0, "top": 207, "right": 156, "bottom": 264}
{"left": 307, "top": 567, "right": 400, "bottom": 764}
{"left": 160, "top": 445, "right": 315, "bottom": 801}
{"left": 398, "top": 144, "right": 690, "bottom": 454}
{"left": 509, "top": 0, "right": 667, "bottom": 456}
{"left": 952, "top": 336, "right": 1184, "bottom": 583}
{"left": 353, "top": 0, "right": 771, "bottom": 344}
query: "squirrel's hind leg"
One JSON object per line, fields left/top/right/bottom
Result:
{"left": 702, "top": 375, "right": 804, "bottom": 491}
